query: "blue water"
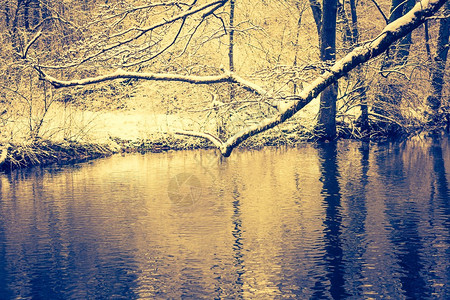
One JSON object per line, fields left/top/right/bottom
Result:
{"left": 0, "top": 137, "right": 449, "bottom": 299}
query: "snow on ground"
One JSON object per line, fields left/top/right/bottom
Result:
{"left": 35, "top": 102, "right": 196, "bottom": 143}
{"left": 2, "top": 88, "right": 320, "bottom": 145}
{"left": 50, "top": 97, "right": 319, "bottom": 142}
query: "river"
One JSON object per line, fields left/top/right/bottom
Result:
{"left": 0, "top": 137, "right": 449, "bottom": 299}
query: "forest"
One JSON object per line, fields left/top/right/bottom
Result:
{"left": 0, "top": 0, "right": 448, "bottom": 167}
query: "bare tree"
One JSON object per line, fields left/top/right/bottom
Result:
{"left": 338, "top": 0, "right": 369, "bottom": 132}
{"left": 315, "top": 0, "right": 338, "bottom": 140}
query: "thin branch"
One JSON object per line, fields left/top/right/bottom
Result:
{"left": 112, "top": 2, "right": 190, "bottom": 19}
{"left": 31, "top": 16, "right": 77, "bottom": 32}
{"left": 369, "top": 111, "right": 407, "bottom": 127}
{"left": 175, "top": 16, "right": 206, "bottom": 58}
{"left": 369, "top": 0, "right": 389, "bottom": 24}
{"left": 79, "top": 2, "right": 190, "bottom": 32}
{"left": 426, "top": 13, "right": 450, "bottom": 19}
{"left": 123, "top": 17, "right": 187, "bottom": 68}
{"left": 424, "top": 20, "right": 432, "bottom": 60}
{"left": 212, "top": 12, "right": 227, "bottom": 34}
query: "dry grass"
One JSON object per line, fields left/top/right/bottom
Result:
{"left": 0, "top": 140, "right": 112, "bottom": 171}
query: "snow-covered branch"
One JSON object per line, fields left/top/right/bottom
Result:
{"left": 36, "top": 68, "right": 269, "bottom": 96}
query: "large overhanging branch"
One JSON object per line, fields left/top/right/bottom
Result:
{"left": 36, "top": 68, "right": 269, "bottom": 95}
{"left": 177, "top": 0, "right": 448, "bottom": 157}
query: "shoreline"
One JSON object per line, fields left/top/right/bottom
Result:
{"left": 1, "top": 125, "right": 446, "bottom": 172}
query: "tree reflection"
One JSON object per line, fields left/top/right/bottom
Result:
{"left": 231, "top": 183, "right": 245, "bottom": 298}
{"left": 313, "top": 142, "right": 348, "bottom": 299}
{"left": 430, "top": 137, "right": 449, "bottom": 208}
{"left": 428, "top": 137, "right": 450, "bottom": 296}
{"left": 341, "top": 142, "right": 370, "bottom": 296}
{"left": 375, "top": 141, "right": 430, "bottom": 298}
{"left": 0, "top": 175, "right": 14, "bottom": 299}
{"left": 0, "top": 166, "right": 141, "bottom": 299}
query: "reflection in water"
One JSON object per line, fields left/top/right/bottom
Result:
{"left": 376, "top": 142, "right": 430, "bottom": 299}
{"left": 0, "top": 139, "right": 449, "bottom": 299}
{"left": 430, "top": 137, "right": 449, "bottom": 206}
{"left": 428, "top": 137, "right": 450, "bottom": 297}
{"left": 313, "top": 142, "right": 346, "bottom": 299}
{"left": 231, "top": 182, "right": 245, "bottom": 299}
{"left": 341, "top": 142, "right": 370, "bottom": 298}
{"left": 0, "top": 166, "right": 140, "bottom": 299}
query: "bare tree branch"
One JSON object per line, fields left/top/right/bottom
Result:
{"left": 175, "top": 129, "right": 224, "bottom": 148}
{"left": 175, "top": 16, "right": 207, "bottom": 58}
{"left": 122, "top": 17, "right": 187, "bottom": 68}
{"left": 102, "top": 1, "right": 191, "bottom": 23}
{"left": 369, "top": 0, "right": 389, "bottom": 24}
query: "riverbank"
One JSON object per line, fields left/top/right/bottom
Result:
{"left": 0, "top": 140, "right": 112, "bottom": 172}
{"left": 0, "top": 81, "right": 446, "bottom": 171}
{"left": 1, "top": 121, "right": 438, "bottom": 172}
{"left": 0, "top": 81, "right": 319, "bottom": 170}
{"left": 0, "top": 124, "right": 311, "bottom": 171}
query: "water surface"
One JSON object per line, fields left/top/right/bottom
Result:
{"left": 0, "top": 138, "right": 449, "bottom": 299}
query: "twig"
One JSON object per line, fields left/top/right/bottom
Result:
{"left": 368, "top": 0, "right": 388, "bottom": 24}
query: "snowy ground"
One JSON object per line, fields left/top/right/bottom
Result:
{"left": 2, "top": 87, "right": 321, "bottom": 146}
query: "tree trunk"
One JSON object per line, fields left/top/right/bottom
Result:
{"left": 24, "top": 0, "right": 30, "bottom": 30}
{"left": 358, "top": 85, "right": 369, "bottom": 133}
{"left": 382, "top": 0, "right": 415, "bottom": 70}
{"left": 426, "top": 1, "right": 450, "bottom": 118}
{"left": 293, "top": 2, "right": 306, "bottom": 95}
{"left": 22, "top": 0, "right": 41, "bottom": 31}
{"left": 316, "top": 0, "right": 338, "bottom": 140}
{"left": 317, "top": 83, "right": 338, "bottom": 138}
{"left": 337, "top": 1, "right": 352, "bottom": 47}
{"left": 375, "top": 0, "right": 415, "bottom": 127}
{"left": 349, "top": 0, "right": 358, "bottom": 45}
{"left": 308, "top": 0, "right": 322, "bottom": 36}
{"left": 228, "top": 0, "right": 235, "bottom": 102}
